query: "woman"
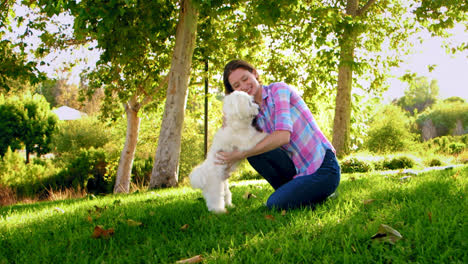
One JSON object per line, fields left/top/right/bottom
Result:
{"left": 216, "top": 59, "right": 340, "bottom": 210}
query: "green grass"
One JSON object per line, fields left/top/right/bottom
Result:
{"left": 1, "top": 166, "right": 467, "bottom": 264}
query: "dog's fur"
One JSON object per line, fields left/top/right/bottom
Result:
{"left": 189, "top": 91, "right": 267, "bottom": 213}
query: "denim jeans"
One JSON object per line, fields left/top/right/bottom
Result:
{"left": 247, "top": 148, "right": 341, "bottom": 210}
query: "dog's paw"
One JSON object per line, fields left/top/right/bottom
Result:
{"left": 209, "top": 207, "right": 227, "bottom": 214}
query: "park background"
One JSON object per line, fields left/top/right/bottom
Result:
{"left": 0, "top": 0, "right": 467, "bottom": 204}
{"left": 1, "top": 1, "right": 468, "bottom": 263}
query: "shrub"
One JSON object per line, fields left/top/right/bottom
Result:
{"left": 0, "top": 148, "right": 59, "bottom": 197}
{"left": 47, "top": 148, "right": 114, "bottom": 194}
{"left": 428, "top": 158, "right": 442, "bottom": 167}
{"left": 416, "top": 101, "right": 468, "bottom": 137}
{"left": 131, "top": 157, "right": 153, "bottom": 186}
{"left": 340, "top": 157, "right": 373, "bottom": 173}
{"left": 365, "top": 104, "right": 415, "bottom": 153}
{"left": 52, "top": 117, "right": 112, "bottom": 156}
{"left": 382, "top": 155, "right": 415, "bottom": 170}
{"left": 448, "top": 142, "right": 465, "bottom": 155}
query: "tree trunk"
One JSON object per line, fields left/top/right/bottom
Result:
{"left": 332, "top": 0, "right": 359, "bottom": 158}
{"left": 149, "top": 0, "right": 198, "bottom": 188}
{"left": 114, "top": 96, "right": 141, "bottom": 193}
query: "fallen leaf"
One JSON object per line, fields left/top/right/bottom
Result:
{"left": 126, "top": 219, "right": 143, "bottom": 227}
{"left": 180, "top": 224, "right": 189, "bottom": 230}
{"left": 176, "top": 255, "right": 203, "bottom": 264}
{"left": 363, "top": 199, "right": 376, "bottom": 205}
{"left": 54, "top": 207, "right": 65, "bottom": 213}
{"left": 86, "top": 216, "right": 93, "bottom": 222}
{"left": 94, "top": 205, "right": 107, "bottom": 213}
{"left": 371, "top": 224, "right": 402, "bottom": 244}
{"left": 427, "top": 212, "right": 432, "bottom": 223}
{"left": 351, "top": 245, "right": 357, "bottom": 253}
{"left": 265, "top": 215, "right": 275, "bottom": 221}
{"left": 281, "top": 210, "right": 287, "bottom": 216}
{"left": 243, "top": 191, "right": 257, "bottom": 199}
{"left": 91, "top": 225, "right": 115, "bottom": 239}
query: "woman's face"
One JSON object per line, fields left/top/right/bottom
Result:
{"left": 228, "top": 68, "right": 260, "bottom": 97}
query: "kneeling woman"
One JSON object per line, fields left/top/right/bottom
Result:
{"left": 216, "top": 60, "right": 341, "bottom": 210}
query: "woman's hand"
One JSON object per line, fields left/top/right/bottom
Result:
{"left": 215, "top": 149, "right": 244, "bottom": 167}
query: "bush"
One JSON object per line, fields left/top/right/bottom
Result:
{"left": 340, "top": 157, "right": 373, "bottom": 173}
{"left": 382, "top": 155, "right": 415, "bottom": 170}
{"left": 52, "top": 117, "right": 112, "bottom": 156}
{"left": 365, "top": 104, "right": 415, "bottom": 153}
{"left": 448, "top": 142, "right": 466, "bottom": 155}
{"left": 428, "top": 158, "right": 442, "bottom": 167}
{"left": 416, "top": 101, "right": 468, "bottom": 136}
{"left": 0, "top": 148, "right": 58, "bottom": 197}
{"left": 131, "top": 157, "right": 153, "bottom": 186}
{"left": 47, "top": 148, "right": 114, "bottom": 194}
{"left": 427, "top": 135, "right": 468, "bottom": 155}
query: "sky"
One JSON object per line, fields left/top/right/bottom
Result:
{"left": 384, "top": 25, "right": 468, "bottom": 102}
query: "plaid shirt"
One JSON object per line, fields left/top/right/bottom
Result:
{"left": 256, "top": 82, "right": 335, "bottom": 177}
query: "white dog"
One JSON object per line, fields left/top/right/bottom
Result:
{"left": 189, "top": 91, "right": 267, "bottom": 213}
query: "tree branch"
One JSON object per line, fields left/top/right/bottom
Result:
{"left": 357, "top": 0, "right": 378, "bottom": 16}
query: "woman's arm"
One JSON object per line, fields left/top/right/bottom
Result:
{"left": 216, "top": 130, "right": 291, "bottom": 165}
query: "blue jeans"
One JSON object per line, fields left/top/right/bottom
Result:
{"left": 247, "top": 148, "right": 340, "bottom": 210}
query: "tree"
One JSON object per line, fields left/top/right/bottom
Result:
{"left": 0, "top": 1, "right": 44, "bottom": 93}
{"left": 0, "top": 93, "right": 57, "bottom": 163}
{"left": 21, "top": 93, "right": 58, "bottom": 163}
{"left": 248, "top": 0, "right": 417, "bottom": 157}
{"left": 397, "top": 76, "right": 439, "bottom": 114}
{"left": 149, "top": 0, "right": 199, "bottom": 188}
{"left": 28, "top": 0, "right": 178, "bottom": 193}
{"left": 0, "top": 96, "right": 24, "bottom": 157}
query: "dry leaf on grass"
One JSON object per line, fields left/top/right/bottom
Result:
{"left": 371, "top": 224, "right": 402, "bottom": 244}
{"left": 265, "top": 215, "right": 275, "bottom": 220}
{"left": 176, "top": 255, "right": 203, "bottom": 263}
{"left": 180, "top": 224, "right": 189, "bottom": 230}
{"left": 126, "top": 219, "right": 143, "bottom": 227}
{"left": 427, "top": 211, "right": 432, "bottom": 223}
{"left": 91, "top": 225, "right": 115, "bottom": 239}
{"left": 281, "top": 210, "right": 286, "bottom": 216}
{"left": 242, "top": 191, "right": 257, "bottom": 199}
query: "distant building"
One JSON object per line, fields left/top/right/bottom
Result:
{"left": 52, "top": 106, "right": 87, "bottom": 120}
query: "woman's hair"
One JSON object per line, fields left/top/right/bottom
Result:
{"left": 223, "top": 59, "right": 259, "bottom": 94}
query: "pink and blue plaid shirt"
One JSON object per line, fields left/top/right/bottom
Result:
{"left": 256, "top": 82, "right": 335, "bottom": 178}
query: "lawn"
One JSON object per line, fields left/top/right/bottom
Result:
{"left": 1, "top": 166, "right": 467, "bottom": 263}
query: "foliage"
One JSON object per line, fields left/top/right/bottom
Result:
{"left": 365, "top": 104, "right": 415, "bottom": 153}
{"left": 51, "top": 148, "right": 115, "bottom": 194}
{"left": 416, "top": 101, "right": 468, "bottom": 136}
{"left": 0, "top": 148, "right": 58, "bottom": 197}
{"left": 340, "top": 156, "right": 373, "bottom": 173}
{"left": 0, "top": 95, "right": 24, "bottom": 156}
{"left": 396, "top": 76, "right": 439, "bottom": 115}
{"left": 381, "top": 155, "right": 416, "bottom": 170}
{"left": 425, "top": 135, "right": 468, "bottom": 154}
{"left": 414, "top": 0, "right": 468, "bottom": 52}
{"left": 52, "top": 117, "right": 112, "bottom": 156}
{"left": 179, "top": 89, "right": 223, "bottom": 181}
{"left": 21, "top": 93, "right": 59, "bottom": 162}
{"left": 0, "top": 93, "right": 58, "bottom": 162}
